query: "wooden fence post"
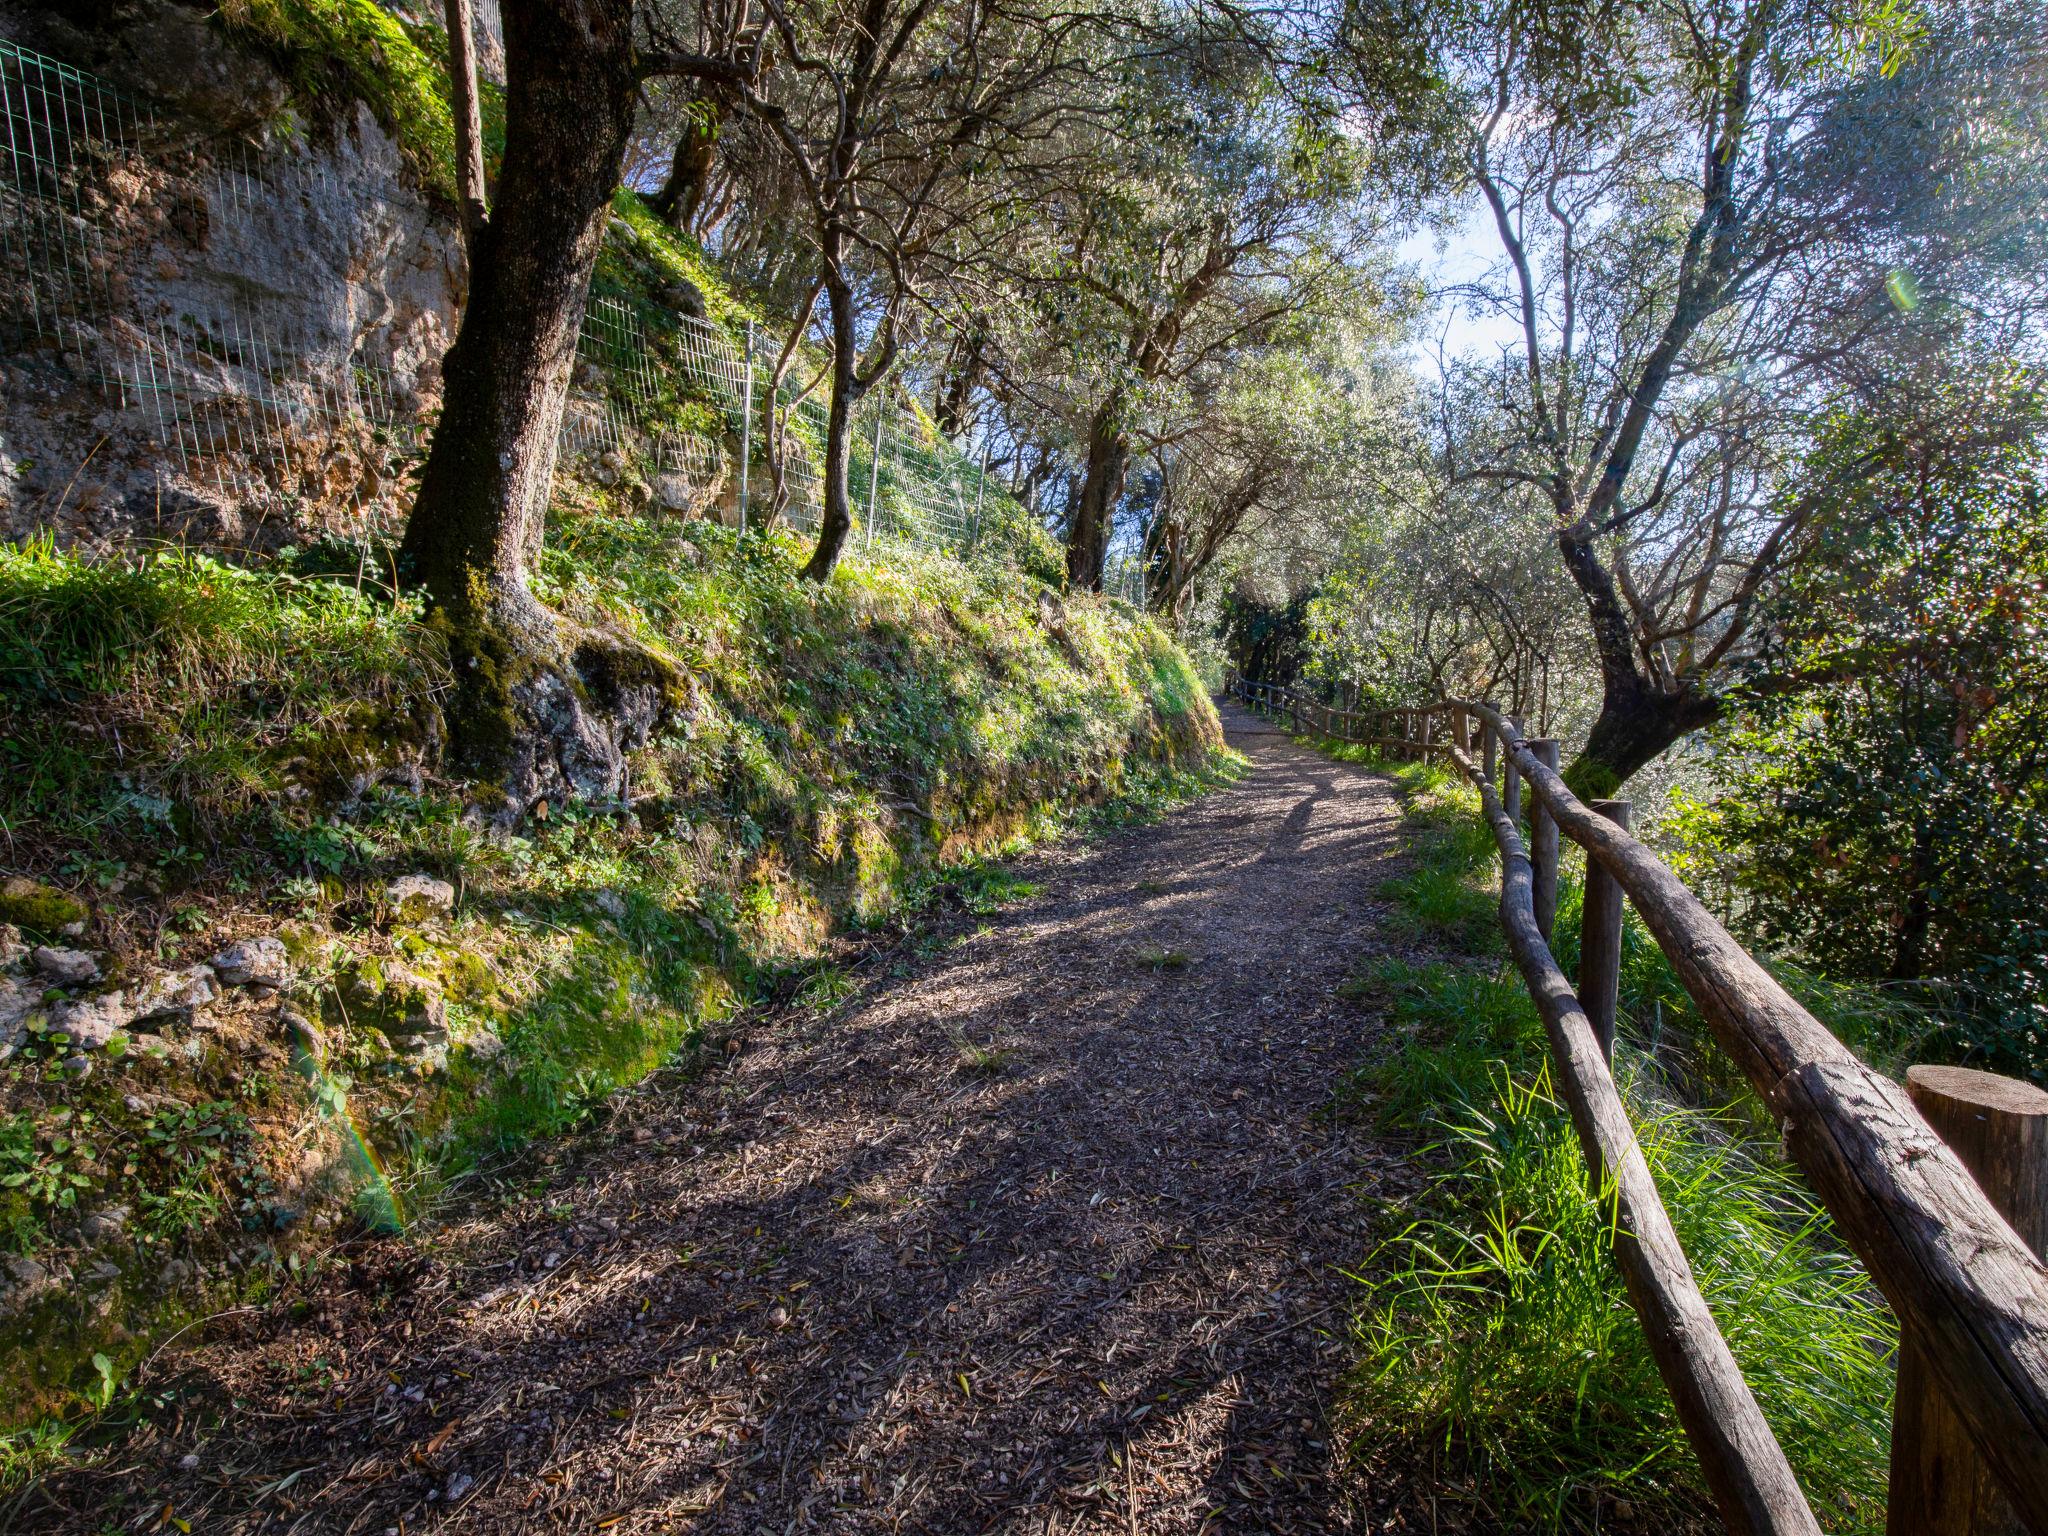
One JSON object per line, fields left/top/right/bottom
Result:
{"left": 1888, "top": 1066, "right": 2048, "bottom": 1536}
{"left": 1529, "top": 738, "right": 1562, "bottom": 940}
{"left": 1578, "top": 799, "right": 1632, "bottom": 1059}
{"left": 1482, "top": 719, "right": 1497, "bottom": 786}
{"left": 1502, "top": 715, "right": 1526, "bottom": 824}
{"left": 1452, "top": 709, "right": 1471, "bottom": 752}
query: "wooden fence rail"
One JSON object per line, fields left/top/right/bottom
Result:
{"left": 1222, "top": 671, "right": 2048, "bottom": 1536}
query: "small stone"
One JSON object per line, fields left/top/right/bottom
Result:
{"left": 32, "top": 946, "right": 100, "bottom": 986}
{"left": 768, "top": 1305, "right": 791, "bottom": 1330}
{"left": 49, "top": 991, "right": 131, "bottom": 1049}
{"left": 178, "top": 1453, "right": 199, "bottom": 1471}
{"left": 630, "top": 1126, "right": 655, "bottom": 1144}
{"left": 210, "top": 937, "right": 289, "bottom": 989}
{"left": 445, "top": 1472, "right": 473, "bottom": 1503}
{"left": 384, "top": 873, "right": 456, "bottom": 919}
{"left": 79, "top": 1205, "right": 130, "bottom": 1243}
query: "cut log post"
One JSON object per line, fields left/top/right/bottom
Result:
{"left": 1503, "top": 715, "right": 1525, "bottom": 822}
{"left": 1451, "top": 709, "right": 1471, "bottom": 752}
{"left": 1483, "top": 720, "right": 1497, "bottom": 786}
{"left": 1889, "top": 1066, "right": 2048, "bottom": 1536}
{"left": 1529, "top": 737, "right": 1562, "bottom": 940}
{"left": 1578, "top": 799, "right": 1632, "bottom": 1059}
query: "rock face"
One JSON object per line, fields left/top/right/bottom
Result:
{"left": 0, "top": 0, "right": 467, "bottom": 551}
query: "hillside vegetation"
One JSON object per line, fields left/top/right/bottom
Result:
{"left": 0, "top": 508, "right": 1223, "bottom": 1428}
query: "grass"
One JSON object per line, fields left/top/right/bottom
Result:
{"left": 0, "top": 517, "right": 1227, "bottom": 1435}
{"left": 1321, "top": 733, "right": 1898, "bottom": 1534}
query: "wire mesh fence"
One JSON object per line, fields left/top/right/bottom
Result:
{"left": 2, "top": 36, "right": 1039, "bottom": 578}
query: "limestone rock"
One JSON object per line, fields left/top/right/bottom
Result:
{"left": 0, "top": 922, "right": 25, "bottom": 969}
{"left": 0, "top": 975, "right": 44, "bottom": 1060}
{"left": 129, "top": 965, "right": 220, "bottom": 1028}
{"left": 653, "top": 469, "right": 721, "bottom": 518}
{"left": 0, "top": 1256, "right": 53, "bottom": 1322}
{"left": 32, "top": 946, "right": 100, "bottom": 986}
{"left": 0, "top": 877, "right": 88, "bottom": 938}
{"left": 211, "top": 937, "right": 289, "bottom": 990}
{"left": 49, "top": 991, "right": 130, "bottom": 1050}
{"left": 79, "top": 1205, "right": 130, "bottom": 1243}
{"left": 384, "top": 873, "right": 456, "bottom": 919}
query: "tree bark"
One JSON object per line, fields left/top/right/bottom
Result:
{"left": 647, "top": 98, "right": 722, "bottom": 230}
{"left": 1556, "top": 520, "right": 1721, "bottom": 792}
{"left": 399, "top": 0, "right": 671, "bottom": 809}
{"left": 1066, "top": 395, "right": 1126, "bottom": 591}
{"left": 799, "top": 261, "right": 862, "bottom": 581}
{"left": 442, "top": 0, "right": 489, "bottom": 239}
{"left": 1572, "top": 669, "right": 1722, "bottom": 796}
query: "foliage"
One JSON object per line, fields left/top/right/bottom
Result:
{"left": 1353, "top": 962, "right": 1894, "bottom": 1533}
{"left": 1669, "top": 372, "right": 2048, "bottom": 1080}
{"left": 0, "top": 536, "right": 441, "bottom": 845}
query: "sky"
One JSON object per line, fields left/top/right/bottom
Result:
{"left": 1395, "top": 194, "right": 1524, "bottom": 375}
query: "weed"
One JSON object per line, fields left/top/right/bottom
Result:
{"left": 950, "top": 1027, "right": 1012, "bottom": 1074}
{"left": 1132, "top": 945, "right": 1191, "bottom": 971}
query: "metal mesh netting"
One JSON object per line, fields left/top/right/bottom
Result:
{"left": 3, "top": 38, "right": 1016, "bottom": 572}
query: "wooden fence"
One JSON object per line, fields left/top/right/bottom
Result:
{"left": 1225, "top": 672, "right": 2048, "bottom": 1536}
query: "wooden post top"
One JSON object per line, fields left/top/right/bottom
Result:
{"left": 1907, "top": 1065, "right": 2048, "bottom": 1121}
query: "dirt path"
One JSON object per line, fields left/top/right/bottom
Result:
{"left": 29, "top": 701, "right": 1423, "bottom": 1535}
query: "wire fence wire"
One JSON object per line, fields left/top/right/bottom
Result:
{"left": 3, "top": 36, "right": 1024, "bottom": 574}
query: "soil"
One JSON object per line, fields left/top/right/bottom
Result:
{"left": 20, "top": 701, "right": 1439, "bottom": 1534}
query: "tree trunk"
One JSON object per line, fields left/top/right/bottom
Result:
{"left": 647, "top": 98, "right": 721, "bottom": 230}
{"left": 399, "top": 0, "right": 672, "bottom": 811}
{"left": 933, "top": 328, "right": 984, "bottom": 438}
{"left": 1571, "top": 672, "right": 1722, "bottom": 795}
{"left": 799, "top": 264, "right": 862, "bottom": 581}
{"left": 1066, "top": 395, "right": 1126, "bottom": 591}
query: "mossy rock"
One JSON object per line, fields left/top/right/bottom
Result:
{"left": 0, "top": 878, "right": 88, "bottom": 939}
